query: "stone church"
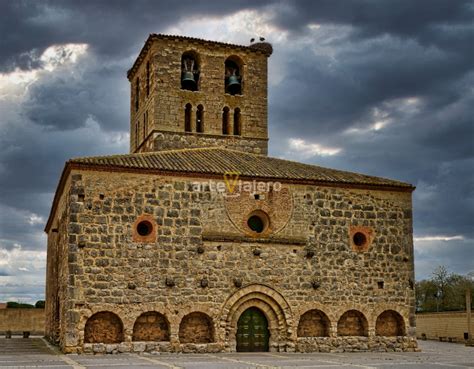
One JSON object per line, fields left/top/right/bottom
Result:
{"left": 45, "top": 34, "right": 417, "bottom": 353}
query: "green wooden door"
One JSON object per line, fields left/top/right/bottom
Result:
{"left": 236, "top": 307, "right": 269, "bottom": 352}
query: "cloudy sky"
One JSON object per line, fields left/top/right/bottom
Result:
{"left": 0, "top": 0, "right": 472, "bottom": 303}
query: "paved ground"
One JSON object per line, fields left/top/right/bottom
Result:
{"left": 0, "top": 338, "right": 473, "bottom": 369}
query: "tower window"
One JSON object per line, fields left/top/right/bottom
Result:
{"left": 146, "top": 61, "right": 150, "bottom": 96}
{"left": 233, "top": 108, "right": 241, "bottom": 135}
{"left": 185, "top": 103, "right": 192, "bottom": 132}
{"left": 146, "top": 110, "right": 149, "bottom": 136}
{"left": 225, "top": 56, "right": 243, "bottom": 95}
{"left": 143, "top": 111, "right": 147, "bottom": 139}
{"left": 196, "top": 105, "right": 204, "bottom": 133}
{"left": 181, "top": 51, "right": 200, "bottom": 91}
{"left": 222, "top": 107, "right": 230, "bottom": 135}
{"left": 135, "top": 77, "right": 139, "bottom": 111}
{"left": 135, "top": 122, "right": 139, "bottom": 149}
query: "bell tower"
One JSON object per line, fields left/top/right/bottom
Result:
{"left": 127, "top": 34, "right": 272, "bottom": 155}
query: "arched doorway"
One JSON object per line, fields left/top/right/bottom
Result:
{"left": 236, "top": 307, "right": 269, "bottom": 352}
{"left": 221, "top": 284, "right": 293, "bottom": 352}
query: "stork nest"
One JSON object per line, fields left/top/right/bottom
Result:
{"left": 249, "top": 42, "right": 273, "bottom": 56}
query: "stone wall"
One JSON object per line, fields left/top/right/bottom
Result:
{"left": 416, "top": 311, "right": 473, "bottom": 341}
{"left": 46, "top": 168, "right": 416, "bottom": 353}
{"left": 45, "top": 174, "right": 72, "bottom": 345}
{"left": 129, "top": 37, "right": 269, "bottom": 154}
{"left": 296, "top": 336, "right": 418, "bottom": 353}
{"left": 137, "top": 130, "right": 268, "bottom": 155}
{"left": 0, "top": 309, "right": 45, "bottom": 335}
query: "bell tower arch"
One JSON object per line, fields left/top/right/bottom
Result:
{"left": 127, "top": 34, "right": 272, "bottom": 155}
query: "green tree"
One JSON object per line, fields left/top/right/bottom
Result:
{"left": 35, "top": 300, "right": 45, "bottom": 308}
{"left": 416, "top": 266, "right": 474, "bottom": 313}
{"left": 6, "top": 301, "right": 34, "bottom": 308}
{"left": 415, "top": 279, "right": 438, "bottom": 312}
{"left": 432, "top": 265, "right": 450, "bottom": 312}
{"left": 444, "top": 274, "right": 474, "bottom": 311}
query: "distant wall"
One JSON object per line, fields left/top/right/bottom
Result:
{"left": 416, "top": 311, "right": 473, "bottom": 341}
{"left": 0, "top": 309, "right": 45, "bottom": 335}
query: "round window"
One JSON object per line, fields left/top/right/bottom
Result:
{"left": 136, "top": 220, "right": 153, "bottom": 236}
{"left": 246, "top": 210, "right": 270, "bottom": 234}
{"left": 247, "top": 215, "right": 264, "bottom": 233}
{"left": 353, "top": 232, "right": 367, "bottom": 247}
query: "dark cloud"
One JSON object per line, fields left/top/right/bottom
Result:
{"left": 266, "top": 1, "right": 474, "bottom": 258}
{"left": 0, "top": 116, "right": 129, "bottom": 251}
{"left": 271, "top": 30, "right": 472, "bottom": 135}
{"left": 271, "top": 0, "right": 473, "bottom": 43}
{"left": 24, "top": 58, "right": 129, "bottom": 131}
{"left": 0, "top": 0, "right": 472, "bottom": 304}
{"left": 0, "top": 0, "right": 273, "bottom": 72}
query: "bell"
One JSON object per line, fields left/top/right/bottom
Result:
{"left": 226, "top": 75, "right": 241, "bottom": 95}
{"left": 181, "top": 71, "right": 196, "bottom": 90}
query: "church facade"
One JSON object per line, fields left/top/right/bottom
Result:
{"left": 45, "top": 34, "right": 417, "bottom": 354}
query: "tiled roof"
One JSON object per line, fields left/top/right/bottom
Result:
{"left": 68, "top": 147, "right": 413, "bottom": 189}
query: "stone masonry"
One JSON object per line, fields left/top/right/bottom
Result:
{"left": 45, "top": 168, "right": 417, "bottom": 353}
{"left": 45, "top": 34, "right": 417, "bottom": 354}
{"left": 128, "top": 34, "right": 270, "bottom": 155}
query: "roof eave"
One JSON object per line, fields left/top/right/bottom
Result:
{"left": 65, "top": 162, "right": 416, "bottom": 193}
